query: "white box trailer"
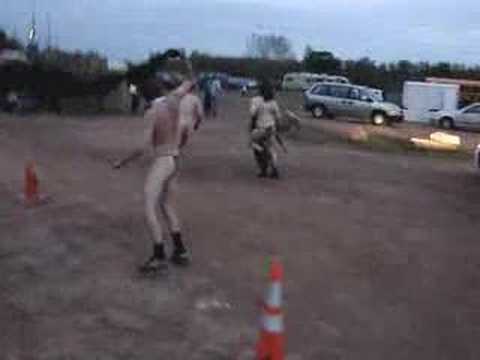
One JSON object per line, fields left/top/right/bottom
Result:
{"left": 403, "top": 82, "right": 459, "bottom": 123}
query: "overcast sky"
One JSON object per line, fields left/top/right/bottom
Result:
{"left": 2, "top": 0, "right": 480, "bottom": 64}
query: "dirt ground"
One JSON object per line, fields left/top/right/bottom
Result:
{"left": 1, "top": 93, "right": 480, "bottom": 359}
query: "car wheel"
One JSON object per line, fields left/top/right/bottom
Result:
{"left": 439, "top": 117, "right": 454, "bottom": 129}
{"left": 372, "top": 112, "right": 386, "bottom": 126}
{"left": 312, "top": 105, "right": 326, "bottom": 119}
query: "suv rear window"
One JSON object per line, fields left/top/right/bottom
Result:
{"left": 312, "top": 84, "right": 329, "bottom": 96}
{"left": 329, "top": 85, "right": 351, "bottom": 99}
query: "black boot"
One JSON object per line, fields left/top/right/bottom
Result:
{"left": 270, "top": 166, "right": 280, "bottom": 179}
{"left": 139, "top": 243, "right": 168, "bottom": 274}
{"left": 253, "top": 149, "right": 268, "bottom": 177}
{"left": 170, "top": 232, "right": 191, "bottom": 266}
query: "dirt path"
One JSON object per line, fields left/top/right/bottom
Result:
{"left": 1, "top": 94, "right": 480, "bottom": 359}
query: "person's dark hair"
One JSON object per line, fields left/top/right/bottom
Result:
{"left": 156, "top": 71, "right": 184, "bottom": 93}
{"left": 259, "top": 80, "right": 275, "bottom": 101}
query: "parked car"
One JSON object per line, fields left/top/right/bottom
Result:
{"left": 1, "top": 92, "right": 43, "bottom": 113}
{"left": 475, "top": 144, "right": 480, "bottom": 169}
{"left": 322, "top": 75, "right": 350, "bottom": 85}
{"left": 431, "top": 103, "right": 480, "bottom": 130}
{"left": 227, "top": 76, "right": 257, "bottom": 90}
{"left": 304, "top": 83, "right": 403, "bottom": 126}
{"left": 18, "top": 95, "right": 43, "bottom": 112}
{"left": 282, "top": 72, "right": 322, "bottom": 91}
{"left": 282, "top": 72, "right": 349, "bottom": 91}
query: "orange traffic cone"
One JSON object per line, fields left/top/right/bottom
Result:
{"left": 24, "top": 162, "right": 39, "bottom": 205}
{"left": 256, "top": 259, "right": 285, "bottom": 360}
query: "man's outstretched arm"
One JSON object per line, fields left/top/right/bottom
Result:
{"left": 112, "top": 149, "right": 144, "bottom": 169}
{"left": 112, "top": 105, "right": 160, "bottom": 170}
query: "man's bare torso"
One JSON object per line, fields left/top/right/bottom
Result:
{"left": 146, "top": 83, "right": 203, "bottom": 157}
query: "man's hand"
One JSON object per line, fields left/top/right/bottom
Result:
{"left": 112, "top": 159, "right": 128, "bottom": 169}
{"left": 112, "top": 157, "right": 131, "bottom": 170}
{"left": 285, "top": 109, "right": 302, "bottom": 131}
{"left": 111, "top": 150, "right": 144, "bottom": 170}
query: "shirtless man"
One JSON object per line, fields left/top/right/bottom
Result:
{"left": 114, "top": 56, "right": 204, "bottom": 274}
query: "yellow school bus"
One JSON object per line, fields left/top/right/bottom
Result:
{"left": 427, "top": 77, "right": 480, "bottom": 106}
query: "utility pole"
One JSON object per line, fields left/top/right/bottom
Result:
{"left": 47, "top": 12, "right": 52, "bottom": 51}
{"left": 26, "top": 8, "right": 39, "bottom": 60}
{"left": 27, "top": 12, "right": 35, "bottom": 45}
{"left": 10, "top": 25, "right": 18, "bottom": 41}
{"left": 29, "top": 0, "right": 38, "bottom": 45}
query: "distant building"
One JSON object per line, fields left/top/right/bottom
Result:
{"left": 108, "top": 59, "right": 128, "bottom": 73}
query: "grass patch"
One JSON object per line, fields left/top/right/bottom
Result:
{"left": 354, "top": 134, "right": 472, "bottom": 160}
{"left": 286, "top": 114, "right": 473, "bottom": 161}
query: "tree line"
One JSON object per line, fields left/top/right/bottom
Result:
{"left": 189, "top": 34, "right": 480, "bottom": 100}
{"left": 4, "top": 27, "right": 480, "bottom": 106}
{"left": 0, "top": 29, "right": 124, "bottom": 111}
{"left": 191, "top": 44, "right": 480, "bottom": 96}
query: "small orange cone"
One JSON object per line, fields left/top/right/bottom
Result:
{"left": 24, "top": 162, "right": 40, "bottom": 205}
{"left": 256, "top": 259, "right": 285, "bottom": 360}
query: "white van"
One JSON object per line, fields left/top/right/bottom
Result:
{"left": 282, "top": 73, "right": 322, "bottom": 91}
{"left": 282, "top": 73, "right": 349, "bottom": 91}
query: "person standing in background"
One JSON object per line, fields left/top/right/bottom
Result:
{"left": 5, "top": 90, "right": 19, "bottom": 113}
{"left": 129, "top": 83, "right": 140, "bottom": 114}
{"left": 209, "top": 77, "right": 222, "bottom": 118}
{"left": 200, "top": 75, "right": 213, "bottom": 117}
{"left": 241, "top": 85, "right": 248, "bottom": 97}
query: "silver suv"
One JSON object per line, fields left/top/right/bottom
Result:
{"left": 304, "top": 83, "right": 403, "bottom": 126}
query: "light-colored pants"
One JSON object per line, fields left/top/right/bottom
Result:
{"left": 251, "top": 127, "right": 278, "bottom": 168}
{"left": 144, "top": 156, "right": 180, "bottom": 245}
